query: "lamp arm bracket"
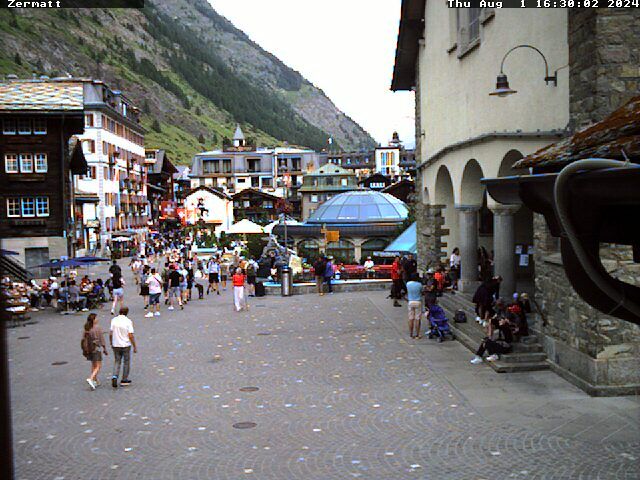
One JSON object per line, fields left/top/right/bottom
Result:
{"left": 499, "top": 44, "right": 557, "bottom": 86}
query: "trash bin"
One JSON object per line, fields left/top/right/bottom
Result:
{"left": 281, "top": 265, "right": 293, "bottom": 296}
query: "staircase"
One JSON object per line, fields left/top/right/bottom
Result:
{"left": 0, "top": 255, "right": 32, "bottom": 283}
{"left": 439, "top": 291, "right": 550, "bottom": 373}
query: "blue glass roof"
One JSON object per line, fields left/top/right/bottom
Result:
{"left": 307, "top": 190, "right": 408, "bottom": 224}
{"left": 384, "top": 222, "right": 417, "bottom": 254}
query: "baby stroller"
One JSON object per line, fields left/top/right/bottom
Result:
{"left": 426, "top": 304, "right": 454, "bottom": 342}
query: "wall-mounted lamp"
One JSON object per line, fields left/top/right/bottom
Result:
{"left": 490, "top": 44, "right": 559, "bottom": 97}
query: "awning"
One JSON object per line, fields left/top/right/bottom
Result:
{"left": 382, "top": 222, "right": 416, "bottom": 255}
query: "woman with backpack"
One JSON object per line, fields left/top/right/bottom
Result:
{"left": 82, "top": 313, "right": 108, "bottom": 390}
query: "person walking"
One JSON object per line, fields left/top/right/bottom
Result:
{"left": 246, "top": 258, "right": 257, "bottom": 297}
{"left": 82, "top": 313, "right": 108, "bottom": 390}
{"left": 110, "top": 272, "right": 125, "bottom": 315}
{"left": 168, "top": 265, "right": 184, "bottom": 311}
{"left": 145, "top": 268, "right": 163, "bottom": 318}
{"left": 140, "top": 265, "right": 150, "bottom": 310}
{"left": 232, "top": 267, "right": 248, "bottom": 312}
{"left": 324, "top": 256, "right": 334, "bottom": 294}
{"left": 110, "top": 306, "right": 137, "bottom": 388}
{"left": 406, "top": 273, "right": 424, "bottom": 338}
{"left": 391, "top": 255, "right": 403, "bottom": 307}
{"left": 313, "top": 256, "right": 326, "bottom": 296}
{"left": 219, "top": 259, "right": 230, "bottom": 292}
{"left": 207, "top": 257, "right": 220, "bottom": 295}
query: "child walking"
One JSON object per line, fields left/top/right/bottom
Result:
{"left": 82, "top": 313, "right": 108, "bottom": 390}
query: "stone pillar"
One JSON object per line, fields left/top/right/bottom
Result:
{"left": 456, "top": 205, "right": 480, "bottom": 292}
{"left": 491, "top": 205, "right": 520, "bottom": 299}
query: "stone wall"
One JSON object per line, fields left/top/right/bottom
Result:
{"left": 534, "top": 214, "right": 640, "bottom": 395}
{"left": 568, "top": 9, "right": 640, "bottom": 130}
{"left": 415, "top": 203, "right": 446, "bottom": 272}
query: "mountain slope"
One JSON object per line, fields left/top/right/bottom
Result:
{"left": 0, "top": 2, "right": 375, "bottom": 162}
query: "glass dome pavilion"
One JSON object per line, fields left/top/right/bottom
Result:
{"left": 306, "top": 191, "right": 408, "bottom": 225}
{"left": 273, "top": 190, "right": 410, "bottom": 263}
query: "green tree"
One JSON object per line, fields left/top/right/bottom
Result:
{"left": 142, "top": 99, "right": 151, "bottom": 114}
{"left": 14, "top": 53, "right": 21, "bottom": 66}
{"left": 198, "top": 133, "right": 205, "bottom": 144}
{"left": 195, "top": 106, "right": 202, "bottom": 116}
{"left": 151, "top": 119, "right": 161, "bottom": 132}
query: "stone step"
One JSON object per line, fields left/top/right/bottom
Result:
{"left": 500, "top": 352, "right": 548, "bottom": 363}
{"left": 490, "top": 360, "right": 551, "bottom": 373}
{"left": 437, "top": 292, "right": 550, "bottom": 373}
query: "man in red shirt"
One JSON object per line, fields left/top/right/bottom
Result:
{"left": 391, "top": 255, "right": 403, "bottom": 307}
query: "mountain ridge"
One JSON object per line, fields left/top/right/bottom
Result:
{"left": 0, "top": 2, "right": 376, "bottom": 162}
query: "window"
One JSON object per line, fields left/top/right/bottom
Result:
{"left": 83, "top": 140, "right": 95, "bottom": 154}
{"left": 20, "top": 154, "right": 33, "bottom": 173}
{"left": 457, "top": 8, "right": 481, "bottom": 53}
{"left": 262, "top": 177, "right": 272, "bottom": 187}
{"left": 326, "top": 177, "right": 334, "bottom": 186}
{"left": 237, "top": 178, "right": 246, "bottom": 184}
{"left": 291, "top": 158, "right": 301, "bottom": 171}
{"left": 85, "top": 114, "right": 94, "bottom": 127}
{"left": 311, "top": 194, "right": 318, "bottom": 203}
{"left": 243, "top": 200, "right": 250, "bottom": 208}
{"left": 33, "top": 118, "right": 47, "bottom": 135}
{"left": 5, "top": 154, "right": 18, "bottom": 173}
{"left": 36, "top": 197, "right": 49, "bottom": 217}
{"left": 18, "top": 119, "right": 31, "bottom": 135}
{"left": 223, "top": 159, "right": 232, "bottom": 174}
{"left": 3, "top": 119, "right": 16, "bottom": 135}
{"left": 35, "top": 153, "right": 47, "bottom": 173}
{"left": 341, "top": 178, "right": 348, "bottom": 186}
{"left": 21, "top": 197, "right": 35, "bottom": 217}
{"left": 6, "top": 198, "right": 20, "bottom": 217}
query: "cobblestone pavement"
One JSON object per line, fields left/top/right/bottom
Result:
{"left": 7, "top": 265, "right": 640, "bottom": 479}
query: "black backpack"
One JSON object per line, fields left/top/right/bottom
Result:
{"left": 454, "top": 310, "right": 467, "bottom": 323}
{"left": 81, "top": 331, "right": 95, "bottom": 357}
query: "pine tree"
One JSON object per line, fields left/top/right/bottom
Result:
{"left": 151, "top": 119, "right": 161, "bottom": 132}
{"left": 195, "top": 107, "right": 202, "bottom": 116}
{"left": 198, "top": 133, "right": 205, "bottom": 144}
{"left": 142, "top": 99, "right": 151, "bottom": 114}
{"left": 14, "top": 53, "right": 21, "bottom": 66}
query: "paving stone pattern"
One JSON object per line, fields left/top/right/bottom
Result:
{"left": 7, "top": 265, "right": 640, "bottom": 479}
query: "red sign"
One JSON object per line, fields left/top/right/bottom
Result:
{"left": 176, "top": 207, "right": 186, "bottom": 226}
{"left": 160, "top": 201, "right": 178, "bottom": 219}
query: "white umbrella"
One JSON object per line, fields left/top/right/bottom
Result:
{"left": 227, "top": 219, "right": 265, "bottom": 235}
{"left": 112, "top": 236, "right": 132, "bottom": 242}
{"left": 264, "top": 218, "right": 300, "bottom": 234}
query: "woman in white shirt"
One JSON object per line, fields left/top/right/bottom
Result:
{"left": 449, "top": 247, "right": 461, "bottom": 290}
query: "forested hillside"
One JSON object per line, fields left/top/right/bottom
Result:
{"left": 0, "top": 1, "right": 376, "bottom": 162}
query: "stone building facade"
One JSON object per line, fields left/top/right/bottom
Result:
{"left": 532, "top": 9, "right": 640, "bottom": 395}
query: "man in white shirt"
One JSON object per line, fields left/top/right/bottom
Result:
{"left": 110, "top": 306, "right": 137, "bottom": 388}
{"left": 145, "top": 268, "right": 163, "bottom": 318}
{"left": 363, "top": 257, "right": 375, "bottom": 279}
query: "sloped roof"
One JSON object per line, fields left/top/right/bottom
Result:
{"left": 185, "top": 185, "right": 231, "bottom": 201}
{"left": 391, "top": 0, "right": 426, "bottom": 91}
{"left": 309, "top": 164, "right": 355, "bottom": 176}
{"left": 385, "top": 222, "right": 417, "bottom": 254}
{"left": 233, "top": 124, "right": 245, "bottom": 141}
{"left": 307, "top": 191, "right": 408, "bottom": 225}
{"left": 515, "top": 95, "right": 640, "bottom": 169}
{"left": 0, "top": 81, "right": 84, "bottom": 111}
{"left": 232, "top": 187, "right": 279, "bottom": 201}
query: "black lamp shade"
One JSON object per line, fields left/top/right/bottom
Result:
{"left": 490, "top": 74, "right": 517, "bottom": 97}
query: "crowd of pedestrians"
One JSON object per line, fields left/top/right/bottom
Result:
{"left": 79, "top": 232, "right": 263, "bottom": 390}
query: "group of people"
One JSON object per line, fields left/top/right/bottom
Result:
{"left": 470, "top": 278, "right": 531, "bottom": 364}
{"left": 81, "top": 307, "right": 137, "bottom": 390}
{"left": 312, "top": 255, "right": 336, "bottom": 295}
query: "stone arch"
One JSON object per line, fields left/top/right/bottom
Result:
{"left": 434, "top": 165, "right": 458, "bottom": 257}
{"left": 460, "top": 159, "right": 485, "bottom": 207}
{"left": 498, "top": 149, "right": 528, "bottom": 177}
